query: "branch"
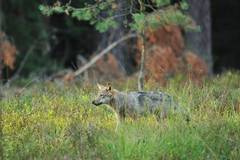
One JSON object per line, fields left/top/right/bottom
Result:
{"left": 73, "top": 33, "right": 137, "bottom": 77}
{"left": 2, "top": 41, "right": 41, "bottom": 94}
{"left": 6, "top": 42, "right": 37, "bottom": 86}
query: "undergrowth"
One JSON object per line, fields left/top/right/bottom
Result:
{"left": 1, "top": 71, "right": 240, "bottom": 160}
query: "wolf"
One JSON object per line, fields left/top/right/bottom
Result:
{"left": 92, "top": 84, "right": 189, "bottom": 121}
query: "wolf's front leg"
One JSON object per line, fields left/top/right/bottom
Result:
{"left": 119, "top": 109, "right": 126, "bottom": 121}
{"left": 154, "top": 110, "right": 167, "bottom": 122}
{"left": 160, "top": 111, "right": 167, "bottom": 119}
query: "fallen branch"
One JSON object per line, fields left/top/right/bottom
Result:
{"left": 5, "top": 42, "right": 37, "bottom": 86}
{"left": 73, "top": 33, "right": 137, "bottom": 77}
{"left": 12, "top": 45, "right": 35, "bottom": 79}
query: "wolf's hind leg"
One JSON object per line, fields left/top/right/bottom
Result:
{"left": 154, "top": 111, "right": 167, "bottom": 123}
{"left": 161, "top": 111, "right": 167, "bottom": 119}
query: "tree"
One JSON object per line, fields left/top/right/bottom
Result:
{"left": 185, "top": 0, "right": 212, "bottom": 73}
{"left": 0, "top": 1, "right": 17, "bottom": 80}
{"left": 0, "top": 0, "right": 3, "bottom": 79}
{"left": 40, "top": 0, "right": 196, "bottom": 90}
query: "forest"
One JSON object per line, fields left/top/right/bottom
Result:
{"left": 0, "top": 0, "right": 240, "bottom": 159}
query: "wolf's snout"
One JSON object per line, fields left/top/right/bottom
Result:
{"left": 92, "top": 100, "right": 101, "bottom": 106}
{"left": 92, "top": 100, "right": 97, "bottom": 105}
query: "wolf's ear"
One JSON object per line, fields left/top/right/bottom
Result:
{"left": 97, "top": 83, "right": 104, "bottom": 90}
{"left": 107, "top": 83, "right": 111, "bottom": 91}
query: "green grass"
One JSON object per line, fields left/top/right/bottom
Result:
{"left": 1, "top": 72, "right": 240, "bottom": 160}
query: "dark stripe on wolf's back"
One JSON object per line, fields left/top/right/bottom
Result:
{"left": 143, "top": 92, "right": 164, "bottom": 102}
{"left": 136, "top": 91, "right": 148, "bottom": 95}
{"left": 137, "top": 94, "right": 146, "bottom": 106}
{"left": 136, "top": 92, "right": 164, "bottom": 105}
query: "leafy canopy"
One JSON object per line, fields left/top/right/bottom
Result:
{"left": 39, "top": 0, "right": 198, "bottom": 33}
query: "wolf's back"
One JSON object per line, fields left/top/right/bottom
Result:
{"left": 127, "top": 91, "right": 190, "bottom": 120}
{"left": 126, "top": 91, "right": 173, "bottom": 110}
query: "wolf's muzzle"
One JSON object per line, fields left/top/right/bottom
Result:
{"left": 92, "top": 100, "right": 102, "bottom": 106}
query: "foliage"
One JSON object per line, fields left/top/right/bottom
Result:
{"left": 2, "top": 0, "right": 91, "bottom": 78}
{"left": 39, "top": 0, "right": 197, "bottom": 33}
{"left": 0, "top": 32, "right": 17, "bottom": 69}
{"left": 1, "top": 72, "right": 240, "bottom": 159}
{"left": 1, "top": 0, "right": 59, "bottom": 78}
{"left": 153, "top": 0, "right": 171, "bottom": 7}
{"left": 18, "top": 53, "right": 64, "bottom": 78}
{"left": 2, "top": 0, "right": 48, "bottom": 52}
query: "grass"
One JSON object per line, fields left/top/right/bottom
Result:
{"left": 1, "top": 71, "right": 240, "bottom": 160}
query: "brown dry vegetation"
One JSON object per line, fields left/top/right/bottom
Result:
{"left": 89, "top": 53, "right": 125, "bottom": 82}
{"left": 136, "top": 25, "right": 208, "bottom": 85}
{"left": 184, "top": 51, "right": 208, "bottom": 82}
{"left": 146, "top": 25, "right": 184, "bottom": 57}
{"left": 0, "top": 32, "right": 17, "bottom": 70}
{"left": 59, "top": 25, "right": 208, "bottom": 84}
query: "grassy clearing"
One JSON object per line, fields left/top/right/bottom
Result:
{"left": 1, "top": 72, "right": 240, "bottom": 159}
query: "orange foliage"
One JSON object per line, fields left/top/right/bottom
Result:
{"left": 93, "top": 53, "right": 124, "bottom": 81}
{"left": 57, "top": 54, "right": 125, "bottom": 83}
{"left": 136, "top": 25, "right": 208, "bottom": 85}
{"left": 145, "top": 47, "right": 180, "bottom": 85}
{"left": 184, "top": 51, "right": 208, "bottom": 82}
{"left": 0, "top": 32, "right": 17, "bottom": 69}
{"left": 63, "top": 72, "right": 75, "bottom": 83}
{"left": 58, "top": 25, "right": 208, "bottom": 84}
{"left": 145, "top": 25, "right": 184, "bottom": 57}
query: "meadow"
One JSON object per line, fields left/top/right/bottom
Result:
{"left": 1, "top": 72, "right": 240, "bottom": 160}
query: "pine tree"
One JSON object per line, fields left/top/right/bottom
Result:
{"left": 40, "top": 0, "right": 197, "bottom": 90}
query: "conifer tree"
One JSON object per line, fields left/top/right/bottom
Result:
{"left": 40, "top": 0, "right": 197, "bottom": 90}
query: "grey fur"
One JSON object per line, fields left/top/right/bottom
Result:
{"left": 92, "top": 85, "right": 189, "bottom": 121}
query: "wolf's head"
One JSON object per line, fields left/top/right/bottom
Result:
{"left": 92, "top": 84, "right": 114, "bottom": 106}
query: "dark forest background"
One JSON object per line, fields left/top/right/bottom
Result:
{"left": 0, "top": 0, "right": 240, "bottom": 85}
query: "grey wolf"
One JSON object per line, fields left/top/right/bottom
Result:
{"left": 92, "top": 84, "right": 189, "bottom": 121}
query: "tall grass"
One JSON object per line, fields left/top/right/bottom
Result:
{"left": 1, "top": 72, "right": 240, "bottom": 159}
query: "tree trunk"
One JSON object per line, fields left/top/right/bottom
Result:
{"left": 98, "top": 0, "right": 136, "bottom": 75}
{"left": 0, "top": 0, "right": 3, "bottom": 80}
{"left": 0, "top": 2, "right": 3, "bottom": 158}
{"left": 185, "top": 0, "right": 213, "bottom": 73}
{"left": 138, "top": 34, "right": 145, "bottom": 91}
